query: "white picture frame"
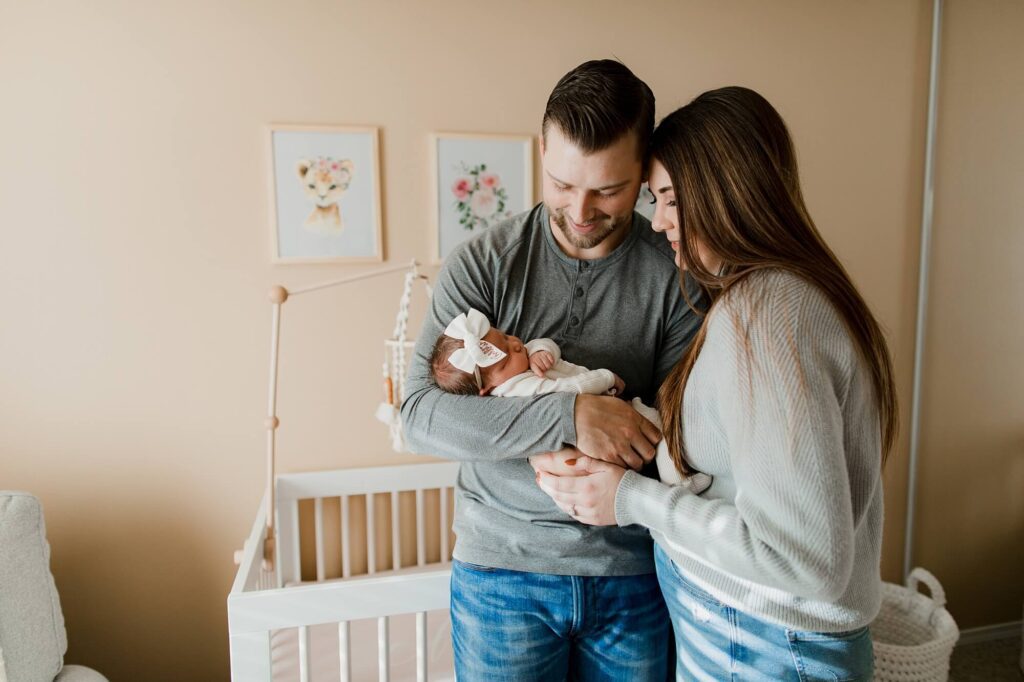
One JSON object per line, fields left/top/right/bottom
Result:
{"left": 269, "top": 124, "right": 383, "bottom": 264}
{"left": 431, "top": 132, "right": 535, "bottom": 263}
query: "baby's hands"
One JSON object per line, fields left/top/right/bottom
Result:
{"left": 608, "top": 373, "right": 626, "bottom": 397}
{"left": 530, "top": 350, "right": 555, "bottom": 377}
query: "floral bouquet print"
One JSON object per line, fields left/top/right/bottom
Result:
{"left": 451, "top": 163, "right": 510, "bottom": 231}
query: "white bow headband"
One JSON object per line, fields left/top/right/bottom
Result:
{"left": 444, "top": 309, "right": 507, "bottom": 384}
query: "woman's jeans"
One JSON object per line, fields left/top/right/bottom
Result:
{"left": 654, "top": 544, "right": 874, "bottom": 681}
{"left": 450, "top": 558, "right": 671, "bottom": 681}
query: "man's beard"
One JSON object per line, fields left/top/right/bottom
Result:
{"left": 550, "top": 207, "right": 632, "bottom": 250}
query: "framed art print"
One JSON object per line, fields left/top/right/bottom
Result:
{"left": 269, "top": 124, "right": 383, "bottom": 263}
{"left": 432, "top": 132, "right": 534, "bottom": 263}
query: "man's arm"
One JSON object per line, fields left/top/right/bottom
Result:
{"left": 655, "top": 273, "right": 706, "bottom": 386}
{"left": 400, "top": 243, "right": 575, "bottom": 462}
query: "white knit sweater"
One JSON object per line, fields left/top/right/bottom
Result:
{"left": 616, "top": 269, "right": 884, "bottom": 632}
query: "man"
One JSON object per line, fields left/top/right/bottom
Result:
{"left": 401, "top": 59, "right": 702, "bottom": 680}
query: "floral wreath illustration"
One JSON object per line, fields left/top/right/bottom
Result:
{"left": 450, "top": 163, "right": 510, "bottom": 231}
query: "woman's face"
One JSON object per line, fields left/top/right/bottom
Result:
{"left": 648, "top": 159, "right": 720, "bottom": 273}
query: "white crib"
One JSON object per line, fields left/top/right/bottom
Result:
{"left": 227, "top": 461, "right": 460, "bottom": 682}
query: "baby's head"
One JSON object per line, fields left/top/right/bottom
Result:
{"left": 430, "top": 310, "right": 530, "bottom": 395}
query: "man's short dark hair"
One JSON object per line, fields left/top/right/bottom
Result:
{"left": 542, "top": 59, "right": 655, "bottom": 159}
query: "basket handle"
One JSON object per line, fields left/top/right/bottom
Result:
{"left": 905, "top": 567, "right": 947, "bottom": 608}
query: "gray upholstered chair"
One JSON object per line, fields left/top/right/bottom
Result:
{"left": 0, "top": 492, "right": 107, "bottom": 682}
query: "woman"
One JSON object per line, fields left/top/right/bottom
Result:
{"left": 535, "top": 86, "right": 897, "bottom": 681}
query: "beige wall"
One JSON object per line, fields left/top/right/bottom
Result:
{"left": 915, "top": 0, "right": 1024, "bottom": 628}
{"left": 0, "top": 1, "right": 1015, "bottom": 678}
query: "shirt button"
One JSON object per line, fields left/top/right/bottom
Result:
{"left": 580, "top": 262, "right": 589, "bottom": 269}
{"left": 575, "top": 288, "right": 584, "bottom": 298}
{"left": 570, "top": 316, "right": 580, "bottom": 326}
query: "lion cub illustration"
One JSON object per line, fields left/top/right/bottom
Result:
{"left": 296, "top": 157, "right": 354, "bottom": 233}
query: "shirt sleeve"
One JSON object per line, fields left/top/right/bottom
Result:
{"left": 654, "top": 272, "right": 706, "bottom": 388}
{"left": 525, "top": 338, "right": 562, "bottom": 363}
{"left": 615, "top": 284, "right": 859, "bottom": 601}
{"left": 399, "top": 243, "right": 577, "bottom": 462}
{"left": 494, "top": 368, "right": 616, "bottom": 397}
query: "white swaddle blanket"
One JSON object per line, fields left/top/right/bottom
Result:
{"left": 631, "top": 398, "right": 713, "bottom": 493}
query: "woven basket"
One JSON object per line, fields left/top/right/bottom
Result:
{"left": 872, "top": 567, "right": 960, "bottom": 682}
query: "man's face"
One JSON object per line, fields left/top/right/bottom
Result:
{"left": 541, "top": 124, "right": 643, "bottom": 255}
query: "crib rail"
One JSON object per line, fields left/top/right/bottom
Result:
{"left": 229, "top": 569, "right": 450, "bottom": 633}
{"left": 228, "top": 461, "right": 459, "bottom": 682}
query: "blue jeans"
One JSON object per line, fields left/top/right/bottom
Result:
{"left": 450, "top": 559, "right": 671, "bottom": 681}
{"left": 654, "top": 545, "right": 873, "bottom": 681}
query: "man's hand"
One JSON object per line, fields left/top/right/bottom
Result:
{"left": 574, "top": 395, "right": 662, "bottom": 471}
{"left": 529, "top": 350, "right": 555, "bottom": 377}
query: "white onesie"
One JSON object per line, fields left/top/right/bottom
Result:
{"left": 492, "top": 338, "right": 712, "bottom": 493}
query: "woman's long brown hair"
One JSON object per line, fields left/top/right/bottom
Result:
{"left": 654, "top": 86, "right": 898, "bottom": 474}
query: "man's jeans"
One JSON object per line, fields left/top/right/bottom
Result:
{"left": 654, "top": 544, "right": 874, "bottom": 681}
{"left": 450, "top": 558, "right": 671, "bottom": 681}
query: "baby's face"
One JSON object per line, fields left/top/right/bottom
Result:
{"left": 480, "top": 328, "right": 531, "bottom": 390}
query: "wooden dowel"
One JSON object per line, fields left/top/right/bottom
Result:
{"left": 289, "top": 260, "right": 420, "bottom": 297}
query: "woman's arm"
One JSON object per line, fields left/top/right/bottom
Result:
{"left": 619, "top": 284, "right": 859, "bottom": 600}
{"left": 542, "top": 281, "right": 862, "bottom": 601}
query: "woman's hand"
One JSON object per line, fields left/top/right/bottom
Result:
{"left": 535, "top": 456, "right": 627, "bottom": 526}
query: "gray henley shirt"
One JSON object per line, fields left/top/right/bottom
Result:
{"left": 401, "top": 203, "right": 702, "bottom": 576}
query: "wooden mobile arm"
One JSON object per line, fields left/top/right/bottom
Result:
{"left": 234, "top": 259, "right": 422, "bottom": 571}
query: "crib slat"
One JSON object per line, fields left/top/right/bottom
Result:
{"left": 341, "top": 494, "right": 351, "bottom": 578}
{"left": 338, "top": 620, "right": 351, "bottom": 682}
{"left": 440, "top": 487, "right": 449, "bottom": 562}
{"left": 367, "top": 494, "right": 377, "bottom": 575}
{"left": 276, "top": 497, "right": 301, "bottom": 586}
{"left": 416, "top": 611, "right": 427, "bottom": 682}
{"left": 299, "top": 625, "right": 311, "bottom": 682}
{"left": 415, "top": 489, "right": 425, "bottom": 567}
{"left": 378, "top": 616, "right": 390, "bottom": 682}
{"left": 391, "top": 492, "right": 401, "bottom": 571}
{"left": 314, "top": 497, "right": 325, "bottom": 582}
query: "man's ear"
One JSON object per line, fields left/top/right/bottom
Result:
{"left": 478, "top": 385, "right": 494, "bottom": 396}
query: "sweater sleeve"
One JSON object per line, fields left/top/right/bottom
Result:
{"left": 542, "top": 368, "right": 616, "bottom": 395}
{"left": 615, "top": 282, "right": 858, "bottom": 601}
{"left": 399, "top": 243, "right": 576, "bottom": 462}
{"left": 525, "top": 338, "right": 562, "bottom": 363}
{"left": 493, "top": 368, "right": 616, "bottom": 397}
